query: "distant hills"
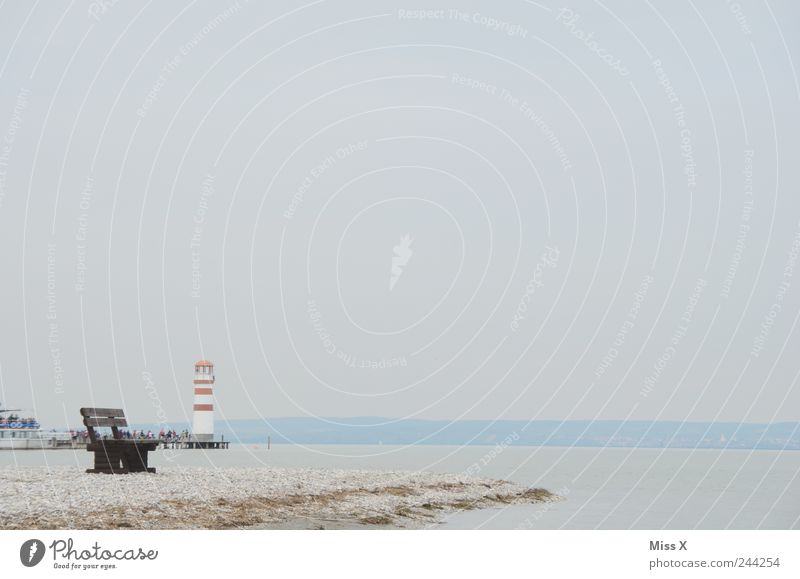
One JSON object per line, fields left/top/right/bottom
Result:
{"left": 126, "top": 417, "right": 800, "bottom": 450}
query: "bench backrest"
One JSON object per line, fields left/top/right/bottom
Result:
{"left": 80, "top": 407, "right": 127, "bottom": 443}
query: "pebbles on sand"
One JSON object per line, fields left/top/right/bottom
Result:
{"left": 1, "top": 466, "right": 556, "bottom": 529}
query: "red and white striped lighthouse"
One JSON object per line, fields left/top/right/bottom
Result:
{"left": 192, "top": 360, "right": 215, "bottom": 442}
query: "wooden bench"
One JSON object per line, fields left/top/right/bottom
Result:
{"left": 80, "top": 407, "right": 158, "bottom": 474}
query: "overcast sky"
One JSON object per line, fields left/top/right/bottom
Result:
{"left": 1, "top": 0, "right": 799, "bottom": 429}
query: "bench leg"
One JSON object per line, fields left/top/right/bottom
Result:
{"left": 124, "top": 447, "right": 155, "bottom": 474}
{"left": 85, "top": 443, "right": 156, "bottom": 474}
{"left": 86, "top": 448, "right": 126, "bottom": 474}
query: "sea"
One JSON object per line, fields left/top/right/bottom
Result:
{"left": 2, "top": 444, "right": 798, "bottom": 529}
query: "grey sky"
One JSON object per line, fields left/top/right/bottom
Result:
{"left": 1, "top": 0, "right": 799, "bottom": 428}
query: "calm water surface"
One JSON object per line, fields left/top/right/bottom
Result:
{"left": 2, "top": 444, "right": 797, "bottom": 529}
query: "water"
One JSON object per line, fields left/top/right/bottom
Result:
{"left": 2, "top": 444, "right": 798, "bottom": 529}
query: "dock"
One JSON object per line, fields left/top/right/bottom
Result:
{"left": 159, "top": 440, "right": 229, "bottom": 449}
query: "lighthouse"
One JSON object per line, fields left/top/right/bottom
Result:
{"left": 192, "top": 360, "right": 215, "bottom": 442}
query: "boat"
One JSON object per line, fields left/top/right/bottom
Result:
{"left": 0, "top": 405, "right": 75, "bottom": 449}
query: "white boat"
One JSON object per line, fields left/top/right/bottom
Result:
{"left": 0, "top": 406, "right": 74, "bottom": 449}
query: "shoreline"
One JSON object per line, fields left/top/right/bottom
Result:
{"left": 0, "top": 466, "right": 557, "bottom": 530}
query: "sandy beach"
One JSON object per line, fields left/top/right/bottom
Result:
{"left": 0, "top": 466, "right": 556, "bottom": 530}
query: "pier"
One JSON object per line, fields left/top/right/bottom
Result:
{"left": 50, "top": 438, "right": 87, "bottom": 449}
{"left": 159, "top": 440, "right": 229, "bottom": 449}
